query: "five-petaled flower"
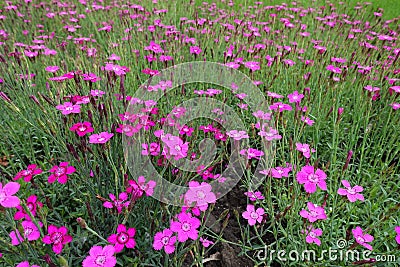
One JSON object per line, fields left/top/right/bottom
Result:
{"left": 0, "top": 182, "right": 20, "bottom": 208}
{"left": 296, "top": 165, "right": 327, "bottom": 194}
{"left": 56, "top": 102, "right": 81, "bottom": 115}
{"left": 170, "top": 211, "right": 201, "bottom": 242}
{"left": 48, "top": 162, "right": 76, "bottom": 184}
{"left": 107, "top": 224, "right": 136, "bottom": 253}
{"left": 14, "top": 164, "right": 42, "bottom": 182}
{"left": 337, "top": 180, "right": 364, "bottom": 202}
{"left": 352, "top": 226, "right": 374, "bottom": 251}
{"left": 42, "top": 225, "right": 72, "bottom": 254}
{"left": 242, "top": 204, "right": 265, "bottom": 226}
{"left": 82, "top": 245, "right": 117, "bottom": 267}
{"left": 153, "top": 229, "right": 177, "bottom": 254}
{"left": 299, "top": 202, "right": 327, "bottom": 223}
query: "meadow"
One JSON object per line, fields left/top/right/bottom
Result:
{"left": 0, "top": 0, "right": 399, "bottom": 266}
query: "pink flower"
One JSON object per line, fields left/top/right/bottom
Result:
{"left": 301, "top": 116, "right": 315, "bottom": 126}
{"left": 89, "top": 132, "right": 114, "bottom": 144}
{"left": 162, "top": 136, "right": 189, "bottom": 160}
{"left": 83, "top": 73, "right": 101, "bottom": 82}
{"left": 127, "top": 176, "right": 156, "bottom": 197}
{"left": 56, "top": 102, "right": 81, "bottom": 115}
{"left": 141, "top": 143, "right": 160, "bottom": 156}
{"left": 69, "top": 122, "right": 94, "bottom": 137}
{"left": 14, "top": 164, "right": 42, "bottom": 182}
{"left": 90, "top": 90, "right": 105, "bottom": 97}
{"left": 244, "top": 191, "right": 265, "bottom": 201}
{"left": 303, "top": 226, "right": 323, "bottom": 246}
{"left": 103, "top": 193, "right": 130, "bottom": 214}
{"left": 299, "top": 202, "right": 327, "bottom": 222}
{"left": 179, "top": 125, "right": 194, "bottom": 136}
{"left": 258, "top": 127, "right": 282, "bottom": 141}
{"left": 82, "top": 245, "right": 117, "bottom": 267}
{"left": 390, "top": 103, "right": 400, "bottom": 110}
{"left": 42, "top": 225, "right": 73, "bottom": 254}
{"left": 296, "top": 143, "right": 315, "bottom": 158}
{"left": 48, "top": 162, "right": 76, "bottom": 184}
{"left": 269, "top": 165, "right": 292, "bottom": 178}
{"left": 226, "top": 130, "right": 249, "bottom": 140}
{"left": 10, "top": 221, "right": 41, "bottom": 245}
{"left": 116, "top": 124, "right": 139, "bottom": 137}
{"left": 16, "top": 262, "right": 40, "bottom": 267}
{"left": 395, "top": 226, "right": 400, "bottom": 245}
{"left": 170, "top": 211, "right": 201, "bottom": 242}
{"left": 269, "top": 102, "right": 293, "bottom": 112}
{"left": 352, "top": 226, "right": 374, "bottom": 251}
{"left": 153, "top": 229, "right": 177, "bottom": 254}
{"left": 107, "top": 224, "right": 136, "bottom": 253}
{"left": 184, "top": 181, "right": 216, "bottom": 211}
{"left": 0, "top": 182, "right": 20, "bottom": 208}
{"left": 337, "top": 180, "right": 364, "bottom": 202}
{"left": 171, "top": 107, "right": 186, "bottom": 118}
{"left": 14, "top": 195, "right": 42, "bottom": 220}
{"left": 296, "top": 165, "right": 327, "bottom": 194}
{"left": 200, "top": 237, "right": 214, "bottom": 247}
{"left": 240, "top": 148, "right": 264, "bottom": 160}
{"left": 244, "top": 61, "right": 260, "bottom": 72}
{"left": 45, "top": 66, "right": 59, "bottom": 72}
{"left": 364, "top": 85, "right": 380, "bottom": 92}
{"left": 287, "top": 91, "right": 304, "bottom": 103}
{"left": 242, "top": 204, "right": 265, "bottom": 226}
{"left": 189, "top": 46, "right": 202, "bottom": 55}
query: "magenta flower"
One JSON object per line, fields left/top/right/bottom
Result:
{"left": 269, "top": 102, "right": 293, "bottom": 112}
{"left": 296, "top": 143, "right": 315, "bottom": 158}
{"left": 170, "top": 211, "right": 201, "bottom": 242}
{"left": 269, "top": 165, "right": 292, "bottom": 178}
{"left": 242, "top": 204, "right": 265, "bottom": 226}
{"left": 244, "top": 191, "right": 265, "bottom": 201}
{"left": 258, "top": 127, "right": 282, "bottom": 141}
{"left": 200, "top": 237, "right": 214, "bottom": 247}
{"left": 116, "top": 124, "right": 139, "bottom": 137}
{"left": 296, "top": 165, "right": 327, "bottom": 193}
{"left": 226, "top": 130, "right": 249, "bottom": 140}
{"left": 10, "top": 221, "right": 41, "bottom": 245}
{"left": 103, "top": 192, "right": 130, "bottom": 214}
{"left": 179, "top": 125, "right": 194, "bottom": 136}
{"left": 69, "top": 122, "right": 94, "bottom": 137}
{"left": 89, "top": 132, "right": 114, "bottom": 144}
{"left": 153, "top": 229, "right": 177, "bottom": 254}
{"left": 107, "top": 224, "right": 136, "bottom": 253}
{"left": 16, "top": 262, "right": 40, "bottom": 267}
{"left": 189, "top": 46, "right": 202, "bottom": 55}
{"left": 14, "top": 164, "right": 42, "bottom": 182}
{"left": 83, "top": 73, "right": 101, "bottom": 82}
{"left": 287, "top": 91, "right": 304, "bottom": 103}
{"left": 390, "top": 103, "right": 400, "bottom": 110}
{"left": 244, "top": 61, "right": 260, "bottom": 72}
{"left": 42, "top": 225, "right": 72, "bottom": 254}
{"left": 127, "top": 176, "right": 156, "bottom": 198}
{"left": 14, "top": 195, "right": 43, "bottom": 221}
{"left": 82, "top": 245, "right": 117, "bottom": 267}
{"left": 0, "top": 181, "right": 20, "bottom": 208}
{"left": 303, "top": 227, "right": 323, "bottom": 246}
{"left": 184, "top": 181, "right": 216, "bottom": 211}
{"left": 48, "top": 162, "right": 76, "bottom": 184}
{"left": 395, "top": 226, "right": 400, "bottom": 245}
{"left": 90, "top": 90, "right": 106, "bottom": 97}
{"left": 301, "top": 116, "right": 315, "bottom": 126}
{"left": 240, "top": 148, "right": 264, "bottom": 160}
{"left": 163, "top": 136, "right": 189, "bottom": 160}
{"left": 352, "top": 226, "right": 374, "bottom": 251}
{"left": 337, "top": 180, "right": 364, "bottom": 202}
{"left": 45, "top": 65, "right": 59, "bottom": 72}
{"left": 141, "top": 143, "right": 160, "bottom": 156}
{"left": 56, "top": 102, "right": 81, "bottom": 115}
{"left": 299, "top": 202, "right": 327, "bottom": 223}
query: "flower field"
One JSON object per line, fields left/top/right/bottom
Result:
{"left": 0, "top": 0, "right": 399, "bottom": 266}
